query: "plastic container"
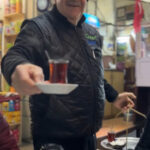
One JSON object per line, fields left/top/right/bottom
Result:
{"left": 9, "top": 100, "right": 15, "bottom": 111}
{"left": 14, "top": 100, "right": 20, "bottom": 111}
{"left": 16, "top": 0, "right": 22, "bottom": 13}
{"left": 3, "top": 112, "right": 12, "bottom": 124}
{"left": 10, "top": 0, "right": 16, "bottom": 13}
{"left": 5, "top": 0, "right": 10, "bottom": 15}
{"left": 123, "top": 112, "right": 133, "bottom": 122}
{"left": 10, "top": 86, "right": 16, "bottom": 92}
{"left": 2, "top": 102, "right": 9, "bottom": 111}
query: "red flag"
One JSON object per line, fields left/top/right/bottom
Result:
{"left": 133, "top": 0, "right": 144, "bottom": 33}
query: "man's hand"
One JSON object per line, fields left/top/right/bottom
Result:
{"left": 113, "top": 92, "right": 136, "bottom": 112}
{"left": 11, "top": 63, "right": 44, "bottom": 96}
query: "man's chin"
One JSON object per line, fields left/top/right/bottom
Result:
{"left": 68, "top": 13, "right": 82, "bottom": 20}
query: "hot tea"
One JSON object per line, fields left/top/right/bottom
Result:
{"left": 107, "top": 131, "right": 116, "bottom": 142}
{"left": 49, "top": 59, "right": 69, "bottom": 83}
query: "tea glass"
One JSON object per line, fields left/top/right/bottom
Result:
{"left": 49, "top": 59, "right": 69, "bottom": 83}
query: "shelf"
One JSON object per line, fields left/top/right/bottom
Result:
{"left": 5, "top": 33, "right": 18, "bottom": 38}
{"left": 4, "top": 13, "right": 24, "bottom": 19}
{"left": 0, "top": 95, "right": 21, "bottom": 102}
{"left": 1, "top": 11, "right": 24, "bottom": 146}
{"left": 10, "top": 123, "right": 21, "bottom": 127}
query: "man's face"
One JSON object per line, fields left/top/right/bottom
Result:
{"left": 55, "top": 0, "right": 86, "bottom": 21}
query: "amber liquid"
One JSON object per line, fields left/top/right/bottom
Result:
{"left": 49, "top": 63, "right": 68, "bottom": 83}
{"left": 107, "top": 131, "right": 115, "bottom": 142}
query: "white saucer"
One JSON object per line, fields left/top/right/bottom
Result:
{"left": 101, "top": 137, "right": 139, "bottom": 150}
{"left": 36, "top": 82, "right": 78, "bottom": 94}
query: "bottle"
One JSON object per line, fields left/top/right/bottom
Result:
{"left": 2, "top": 102, "right": 9, "bottom": 111}
{"left": 14, "top": 100, "right": 20, "bottom": 111}
{"left": 9, "top": 100, "right": 15, "bottom": 111}
{"left": 16, "top": 0, "right": 22, "bottom": 13}
{"left": 5, "top": 0, "right": 10, "bottom": 15}
{"left": 10, "top": 0, "right": 16, "bottom": 13}
{"left": 10, "top": 86, "right": 16, "bottom": 92}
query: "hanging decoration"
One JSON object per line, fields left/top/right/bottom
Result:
{"left": 133, "top": 0, "right": 144, "bottom": 33}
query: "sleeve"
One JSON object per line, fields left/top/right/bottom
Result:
{"left": 104, "top": 79, "right": 118, "bottom": 102}
{"left": 0, "top": 113, "right": 19, "bottom": 150}
{"left": 1, "top": 21, "right": 44, "bottom": 85}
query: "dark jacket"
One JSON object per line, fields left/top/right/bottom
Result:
{"left": 1, "top": 7, "right": 118, "bottom": 139}
{"left": 0, "top": 113, "right": 19, "bottom": 150}
{"left": 135, "top": 112, "right": 150, "bottom": 150}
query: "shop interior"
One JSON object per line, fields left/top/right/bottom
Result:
{"left": 0, "top": 0, "right": 150, "bottom": 150}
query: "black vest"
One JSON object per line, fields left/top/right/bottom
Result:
{"left": 23, "top": 7, "right": 105, "bottom": 138}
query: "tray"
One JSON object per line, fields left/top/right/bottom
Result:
{"left": 101, "top": 137, "right": 140, "bottom": 150}
{"left": 36, "top": 82, "right": 78, "bottom": 94}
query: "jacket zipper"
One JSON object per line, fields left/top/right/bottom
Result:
{"left": 74, "top": 26, "right": 97, "bottom": 134}
{"left": 92, "top": 50, "right": 96, "bottom": 59}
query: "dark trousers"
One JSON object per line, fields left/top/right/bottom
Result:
{"left": 135, "top": 112, "right": 150, "bottom": 150}
{"left": 33, "top": 135, "right": 96, "bottom": 150}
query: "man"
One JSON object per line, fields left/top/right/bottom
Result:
{"left": 1, "top": 0, "right": 135, "bottom": 150}
{"left": 0, "top": 113, "right": 19, "bottom": 150}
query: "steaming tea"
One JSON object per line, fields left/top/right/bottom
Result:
{"left": 49, "top": 59, "right": 69, "bottom": 83}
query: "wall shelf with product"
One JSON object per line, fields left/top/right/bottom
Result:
{"left": 0, "top": 20, "right": 3, "bottom": 91}
{"left": 5, "top": 33, "right": 18, "bottom": 37}
{"left": 0, "top": 0, "right": 25, "bottom": 145}
{"left": 4, "top": 12, "right": 24, "bottom": 19}
{"left": 2, "top": 0, "right": 25, "bottom": 92}
{"left": 0, "top": 92, "right": 22, "bottom": 145}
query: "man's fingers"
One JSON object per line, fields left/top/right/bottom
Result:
{"left": 12, "top": 77, "right": 42, "bottom": 95}
{"left": 126, "top": 92, "right": 136, "bottom": 100}
{"left": 15, "top": 86, "right": 42, "bottom": 96}
{"left": 127, "top": 98, "right": 135, "bottom": 107}
{"left": 121, "top": 97, "right": 134, "bottom": 111}
{"left": 31, "top": 71, "right": 44, "bottom": 83}
{"left": 11, "top": 64, "right": 44, "bottom": 95}
{"left": 23, "top": 79, "right": 42, "bottom": 93}
{"left": 29, "top": 67, "right": 44, "bottom": 83}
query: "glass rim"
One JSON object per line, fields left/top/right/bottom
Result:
{"left": 48, "top": 59, "right": 69, "bottom": 64}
